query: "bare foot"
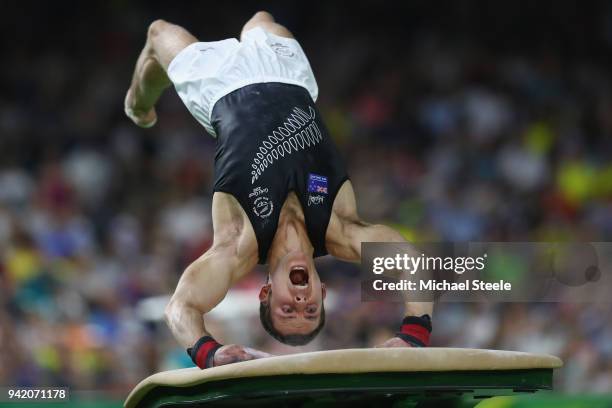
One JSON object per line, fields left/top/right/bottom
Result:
{"left": 124, "top": 89, "right": 158, "bottom": 128}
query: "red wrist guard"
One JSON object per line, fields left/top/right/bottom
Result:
{"left": 396, "top": 315, "right": 432, "bottom": 347}
{"left": 187, "top": 336, "right": 223, "bottom": 369}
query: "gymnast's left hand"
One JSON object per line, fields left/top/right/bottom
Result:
{"left": 374, "top": 337, "right": 414, "bottom": 348}
{"left": 213, "top": 344, "right": 274, "bottom": 367}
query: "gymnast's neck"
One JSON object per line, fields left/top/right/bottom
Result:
{"left": 266, "top": 193, "right": 315, "bottom": 268}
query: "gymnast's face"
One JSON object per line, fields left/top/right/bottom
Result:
{"left": 260, "top": 250, "right": 326, "bottom": 337}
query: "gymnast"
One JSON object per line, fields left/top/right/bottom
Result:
{"left": 124, "top": 11, "right": 433, "bottom": 369}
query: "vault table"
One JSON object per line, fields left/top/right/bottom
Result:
{"left": 125, "top": 348, "right": 562, "bottom": 408}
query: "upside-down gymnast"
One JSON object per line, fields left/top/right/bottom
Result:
{"left": 125, "top": 11, "right": 434, "bottom": 369}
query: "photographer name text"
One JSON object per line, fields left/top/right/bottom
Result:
{"left": 372, "top": 279, "right": 512, "bottom": 292}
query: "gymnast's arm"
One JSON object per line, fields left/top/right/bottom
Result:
{"left": 326, "top": 181, "right": 434, "bottom": 346}
{"left": 164, "top": 194, "right": 270, "bottom": 366}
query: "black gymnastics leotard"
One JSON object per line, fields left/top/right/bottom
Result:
{"left": 210, "top": 82, "right": 349, "bottom": 264}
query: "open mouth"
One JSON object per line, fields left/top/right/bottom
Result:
{"left": 289, "top": 266, "right": 309, "bottom": 286}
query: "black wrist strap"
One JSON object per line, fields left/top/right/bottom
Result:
{"left": 186, "top": 335, "right": 223, "bottom": 369}
{"left": 395, "top": 314, "right": 432, "bottom": 347}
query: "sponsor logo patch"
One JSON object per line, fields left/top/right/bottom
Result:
{"left": 249, "top": 186, "right": 269, "bottom": 198}
{"left": 253, "top": 196, "right": 273, "bottom": 218}
{"left": 270, "top": 42, "right": 295, "bottom": 57}
{"left": 250, "top": 186, "right": 273, "bottom": 219}
{"left": 308, "top": 194, "right": 325, "bottom": 206}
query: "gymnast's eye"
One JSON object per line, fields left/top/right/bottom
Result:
{"left": 306, "top": 305, "right": 317, "bottom": 314}
{"left": 282, "top": 305, "right": 293, "bottom": 313}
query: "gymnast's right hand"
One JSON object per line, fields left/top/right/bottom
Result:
{"left": 213, "top": 344, "right": 273, "bottom": 367}
{"left": 375, "top": 315, "right": 433, "bottom": 348}
{"left": 188, "top": 336, "right": 273, "bottom": 369}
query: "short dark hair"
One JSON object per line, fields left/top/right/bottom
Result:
{"left": 259, "top": 289, "right": 326, "bottom": 346}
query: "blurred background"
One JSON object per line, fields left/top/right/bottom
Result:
{"left": 1, "top": 0, "right": 612, "bottom": 402}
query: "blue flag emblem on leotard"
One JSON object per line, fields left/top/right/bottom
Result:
{"left": 308, "top": 173, "right": 328, "bottom": 194}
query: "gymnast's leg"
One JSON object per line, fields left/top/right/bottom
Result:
{"left": 240, "top": 11, "right": 294, "bottom": 39}
{"left": 125, "top": 20, "right": 197, "bottom": 127}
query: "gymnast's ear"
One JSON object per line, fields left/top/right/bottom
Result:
{"left": 259, "top": 284, "right": 271, "bottom": 303}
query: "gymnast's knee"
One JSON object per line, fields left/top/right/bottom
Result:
{"left": 249, "top": 11, "right": 276, "bottom": 24}
{"left": 148, "top": 19, "right": 171, "bottom": 39}
{"left": 241, "top": 11, "right": 293, "bottom": 39}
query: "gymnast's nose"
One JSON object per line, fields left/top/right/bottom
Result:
{"left": 295, "top": 294, "right": 306, "bottom": 303}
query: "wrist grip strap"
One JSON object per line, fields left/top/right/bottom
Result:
{"left": 186, "top": 336, "right": 223, "bottom": 369}
{"left": 396, "top": 315, "right": 432, "bottom": 347}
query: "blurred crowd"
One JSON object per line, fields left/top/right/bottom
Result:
{"left": 1, "top": 0, "right": 612, "bottom": 396}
